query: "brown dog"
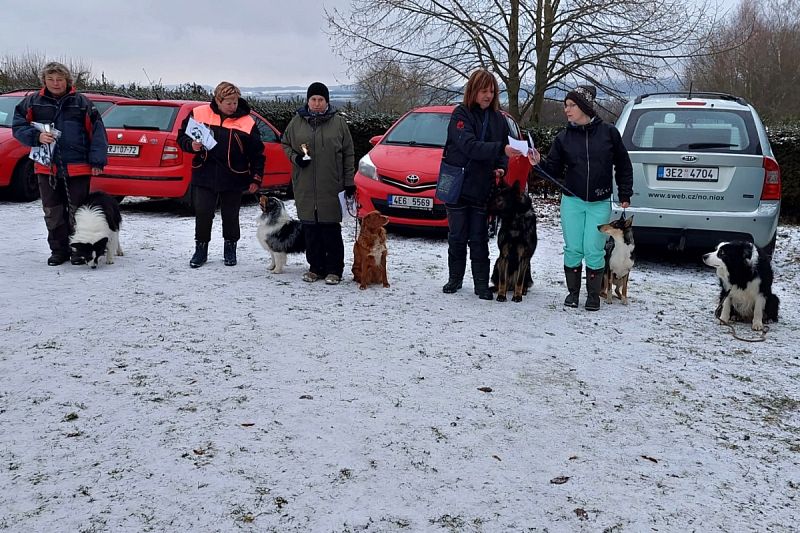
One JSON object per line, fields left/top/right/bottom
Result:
{"left": 352, "top": 211, "right": 390, "bottom": 290}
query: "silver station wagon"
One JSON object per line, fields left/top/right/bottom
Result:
{"left": 614, "top": 92, "right": 781, "bottom": 257}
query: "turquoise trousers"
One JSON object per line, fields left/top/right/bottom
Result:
{"left": 560, "top": 194, "right": 611, "bottom": 270}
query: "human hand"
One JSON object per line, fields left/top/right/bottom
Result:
{"left": 344, "top": 184, "right": 356, "bottom": 200}
{"left": 39, "top": 132, "right": 55, "bottom": 144}
{"left": 191, "top": 141, "right": 203, "bottom": 152}
{"left": 295, "top": 153, "right": 311, "bottom": 168}
{"left": 493, "top": 169, "right": 505, "bottom": 180}
{"left": 504, "top": 145, "right": 522, "bottom": 158}
{"left": 91, "top": 167, "right": 103, "bottom": 176}
{"left": 527, "top": 148, "right": 541, "bottom": 166}
{"left": 248, "top": 182, "right": 260, "bottom": 194}
{"left": 620, "top": 201, "right": 630, "bottom": 209}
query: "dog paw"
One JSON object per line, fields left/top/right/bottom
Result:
{"left": 496, "top": 294, "right": 507, "bottom": 302}
{"left": 752, "top": 321, "right": 764, "bottom": 331}
{"left": 359, "top": 284, "right": 367, "bottom": 290}
{"left": 512, "top": 295, "right": 522, "bottom": 303}
{"left": 383, "top": 283, "right": 390, "bottom": 288}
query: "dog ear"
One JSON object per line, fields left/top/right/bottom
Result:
{"left": 624, "top": 215, "right": 633, "bottom": 228}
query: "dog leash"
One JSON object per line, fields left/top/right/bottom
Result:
{"left": 720, "top": 320, "right": 768, "bottom": 342}
{"left": 531, "top": 165, "right": 581, "bottom": 198}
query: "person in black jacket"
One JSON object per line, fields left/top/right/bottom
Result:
{"left": 12, "top": 61, "right": 108, "bottom": 266}
{"left": 440, "top": 69, "right": 524, "bottom": 299}
{"left": 177, "top": 82, "right": 265, "bottom": 268}
{"left": 535, "top": 85, "right": 633, "bottom": 311}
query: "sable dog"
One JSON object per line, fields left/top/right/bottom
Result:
{"left": 352, "top": 211, "right": 390, "bottom": 290}
{"left": 597, "top": 213, "right": 635, "bottom": 305}
{"left": 487, "top": 180, "right": 537, "bottom": 302}
{"left": 256, "top": 195, "right": 305, "bottom": 274}
{"left": 703, "top": 240, "right": 779, "bottom": 331}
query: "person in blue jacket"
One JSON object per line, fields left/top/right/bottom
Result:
{"left": 441, "top": 69, "right": 524, "bottom": 300}
{"left": 12, "top": 62, "right": 108, "bottom": 266}
{"left": 536, "top": 85, "right": 633, "bottom": 311}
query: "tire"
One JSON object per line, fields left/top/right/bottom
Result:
{"left": 113, "top": 196, "right": 126, "bottom": 204}
{"left": 10, "top": 159, "right": 39, "bottom": 202}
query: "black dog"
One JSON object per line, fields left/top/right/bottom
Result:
{"left": 702, "top": 240, "right": 779, "bottom": 331}
{"left": 487, "top": 180, "right": 537, "bottom": 302}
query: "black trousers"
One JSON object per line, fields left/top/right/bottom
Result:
{"left": 303, "top": 222, "right": 344, "bottom": 277}
{"left": 193, "top": 186, "right": 243, "bottom": 242}
{"left": 37, "top": 173, "right": 91, "bottom": 254}
{"left": 445, "top": 202, "right": 490, "bottom": 264}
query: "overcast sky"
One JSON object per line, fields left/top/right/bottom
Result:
{"left": 1, "top": 0, "right": 353, "bottom": 88}
{"left": 2, "top": 0, "right": 740, "bottom": 90}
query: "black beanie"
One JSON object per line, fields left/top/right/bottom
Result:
{"left": 307, "top": 82, "right": 330, "bottom": 103}
{"left": 565, "top": 85, "right": 597, "bottom": 117}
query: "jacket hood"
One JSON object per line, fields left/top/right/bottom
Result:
{"left": 566, "top": 115, "right": 603, "bottom": 131}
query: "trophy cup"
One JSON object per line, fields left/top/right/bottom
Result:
{"left": 300, "top": 143, "right": 311, "bottom": 161}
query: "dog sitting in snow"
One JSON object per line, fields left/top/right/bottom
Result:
{"left": 702, "top": 240, "right": 779, "bottom": 331}
{"left": 256, "top": 195, "right": 305, "bottom": 274}
{"left": 487, "top": 180, "right": 537, "bottom": 302}
{"left": 352, "top": 210, "right": 390, "bottom": 290}
{"left": 597, "top": 213, "right": 635, "bottom": 305}
{"left": 69, "top": 191, "right": 123, "bottom": 268}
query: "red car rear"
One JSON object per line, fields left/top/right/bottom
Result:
{"left": 93, "top": 99, "right": 291, "bottom": 208}
{"left": 0, "top": 90, "right": 129, "bottom": 201}
{"left": 354, "top": 105, "right": 531, "bottom": 228}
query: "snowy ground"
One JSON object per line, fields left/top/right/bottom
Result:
{"left": 0, "top": 196, "right": 798, "bottom": 533}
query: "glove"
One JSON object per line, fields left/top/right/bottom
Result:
{"left": 294, "top": 153, "right": 311, "bottom": 168}
{"left": 344, "top": 184, "right": 356, "bottom": 200}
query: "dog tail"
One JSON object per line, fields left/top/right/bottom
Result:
{"left": 766, "top": 294, "right": 780, "bottom": 322}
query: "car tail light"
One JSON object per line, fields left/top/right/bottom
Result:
{"left": 761, "top": 156, "right": 781, "bottom": 201}
{"left": 676, "top": 101, "right": 707, "bottom": 106}
{"left": 161, "top": 140, "right": 181, "bottom": 166}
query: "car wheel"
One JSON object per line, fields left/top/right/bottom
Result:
{"left": 113, "top": 196, "right": 126, "bottom": 204}
{"left": 762, "top": 231, "right": 777, "bottom": 260}
{"left": 10, "top": 159, "right": 39, "bottom": 202}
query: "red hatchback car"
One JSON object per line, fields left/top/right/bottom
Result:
{"left": 93, "top": 99, "right": 291, "bottom": 209}
{"left": 354, "top": 105, "right": 532, "bottom": 228}
{"left": 0, "top": 90, "right": 129, "bottom": 201}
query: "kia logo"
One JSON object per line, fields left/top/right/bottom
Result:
{"left": 406, "top": 174, "right": 420, "bottom": 184}
{"left": 681, "top": 155, "right": 697, "bottom": 162}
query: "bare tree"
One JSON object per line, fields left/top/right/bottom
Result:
{"left": 0, "top": 50, "right": 94, "bottom": 89}
{"left": 355, "top": 59, "right": 453, "bottom": 112}
{"left": 327, "top": 0, "right": 730, "bottom": 124}
{"left": 685, "top": 0, "right": 800, "bottom": 120}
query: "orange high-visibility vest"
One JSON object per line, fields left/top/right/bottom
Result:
{"left": 192, "top": 105, "right": 255, "bottom": 133}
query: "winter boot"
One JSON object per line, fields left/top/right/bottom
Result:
{"left": 223, "top": 240, "right": 237, "bottom": 266}
{"left": 563, "top": 265, "right": 582, "bottom": 308}
{"left": 472, "top": 260, "right": 493, "bottom": 300}
{"left": 442, "top": 255, "right": 467, "bottom": 293}
{"left": 190, "top": 241, "right": 209, "bottom": 268}
{"left": 585, "top": 267, "right": 604, "bottom": 311}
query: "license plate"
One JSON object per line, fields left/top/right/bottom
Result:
{"left": 388, "top": 195, "right": 433, "bottom": 210}
{"left": 107, "top": 144, "right": 140, "bottom": 156}
{"left": 657, "top": 166, "right": 718, "bottom": 181}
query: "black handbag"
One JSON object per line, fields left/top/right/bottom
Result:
{"left": 435, "top": 109, "right": 489, "bottom": 204}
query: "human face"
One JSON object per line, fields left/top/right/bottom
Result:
{"left": 564, "top": 99, "right": 591, "bottom": 125}
{"left": 476, "top": 86, "right": 495, "bottom": 110}
{"left": 44, "top": 74, "right": 68, "bottom": 97}
{"left": 308, "top": 95, "right": 327, "bottom": 113}
{"left": 216, "top": 95, "right": 239, "bottom": 116}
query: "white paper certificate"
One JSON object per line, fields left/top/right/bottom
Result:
{"left": 507, "top": 135, "right": 529, "bottom": 154}
{"left": 187, "top": 117, "right": 217, "bottom": 150}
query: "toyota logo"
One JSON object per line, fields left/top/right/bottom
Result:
{"left": 681, "top": 155, "right": 697, "bottom": 162}
{"left": 406, "top": 174, "right": 420, "bottom": 184}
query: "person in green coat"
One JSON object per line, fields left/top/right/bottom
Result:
{"left": 281, "top": 82, "right": 355, "bottom": 285}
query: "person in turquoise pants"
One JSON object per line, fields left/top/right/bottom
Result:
{"left": 532, "top": 85, "right": 633, "bottom": 311}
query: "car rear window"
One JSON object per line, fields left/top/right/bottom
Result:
{"left": 92, "top": 101, "right": 117, "bottom": 115}
{"left": 623, "top": 108, "right": 761, "bottom": 155}
{"left": 384, "top": 112, "right": 449, "bottom": 147}
{"left": 103, "top": 104, "right": 179, "bottom": 131}
{"left": 0, "top": 96, "right": 23, "bottom": 127}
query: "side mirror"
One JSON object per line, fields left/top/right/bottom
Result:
{"left": 369, "top": 135, "right": 383, "bottom": 146}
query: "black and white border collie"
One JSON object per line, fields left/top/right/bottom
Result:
{"left": 702, "top": 241, "right": 779, "bottom": 331}
{"left": 69, "top": 191, "right": 123, "bottom": 269}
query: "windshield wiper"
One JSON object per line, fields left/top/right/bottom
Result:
{"left": 385, "top": 140, "right": 443, "bottom": 148}
{"left": 122, "top": 124, "right": 160, "bottom": 130}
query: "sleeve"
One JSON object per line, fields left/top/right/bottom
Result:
{"left": 86, "top": 100, "right": 108, "bottom": 168}
{"left": 11, "top": 96, "right": 39, "bottom": 147}
{"left": 248, "top": 124, "right": 266, "bottom": 185}
{"left": 448, "top": 105, "right": 504, "bottom": 162}
{"left": 340, "top": 117, "right": 355, "bottom": 187}
{"left": 281, "top": 117, "right": 297, "bottom": 162}
{"left": 537, "top": 133, "right": 565, "bottom": 180}
{"left": 611, "top": 127, "right": 633, "bottom": 203}
{"left": 177, "top": 112, "right": 196, "bottom": 153}
{"left": 495, "top": 114, "right": 510, "bottom": 172}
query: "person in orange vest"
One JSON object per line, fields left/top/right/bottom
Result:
{"left": 177, "top": 81, "right": 265, "bottom": 267}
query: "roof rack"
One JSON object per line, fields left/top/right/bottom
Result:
{"left": 634, "top": 92, "right": 749, "bottom": 106}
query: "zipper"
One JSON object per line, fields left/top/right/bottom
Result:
{"left": 585, "top": 126, "right": 590, "bottom": 200}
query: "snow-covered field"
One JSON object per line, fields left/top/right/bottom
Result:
{"left": 1, "top": 196, "right": 798, "bottom": 532}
